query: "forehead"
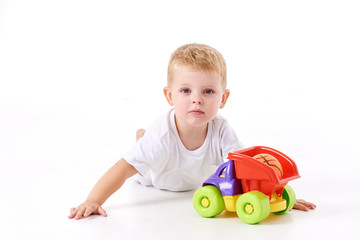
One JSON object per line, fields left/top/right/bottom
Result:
{"left": 172, "top": 66, "right": 222, "bottom": 86}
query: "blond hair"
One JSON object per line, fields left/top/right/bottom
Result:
{"left": 167, "top": 43, "right": 227, "bottom": 89}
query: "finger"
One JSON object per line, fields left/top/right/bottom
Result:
{"left": 83, "top": 205, "right": 97, "bottom": 218}
{"left": 297, "top": 199, "right": 316, "bottom": 209}
{"left": 68, "top": 208, "right": 77, "bottom": 218}
{"left": 98, "top": 207, "right": 108, "bottom": 217}
{"left": 74, "top": 207, "right": 86, "bottom": 220}
{"left": 293, "top": 202, "right": 309, "bottom": 211}
{"left": 306, "top": 202, "right": 316, "bottom": 209}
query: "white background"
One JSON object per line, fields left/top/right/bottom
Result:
{"left": 0, "top": 0, "right": 359, "bottom": 239}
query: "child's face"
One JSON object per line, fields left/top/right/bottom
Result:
{"left": 164, "top": 66, "right": 230, "bottom": 129}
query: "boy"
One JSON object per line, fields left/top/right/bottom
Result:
{"left": 69, "top": 43, "right": 315, "bottom": 220}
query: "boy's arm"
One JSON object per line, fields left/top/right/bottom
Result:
{"left": 68, "top": 158, "right": 138, "bottom": 220}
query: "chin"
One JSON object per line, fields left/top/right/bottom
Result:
{"left": 186, "top": 118, "right": 210, "bottom": 128}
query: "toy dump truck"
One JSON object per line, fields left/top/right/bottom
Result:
{"left": 193, "top": 146, "right": 300, "bottom": 224}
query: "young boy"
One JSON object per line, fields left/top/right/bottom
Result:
{"left": 69, "top": 43, "right": 315, "bottom": 220}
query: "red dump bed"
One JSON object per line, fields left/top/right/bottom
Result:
{"left": 227, "top": 146, "right": 300, "bottom": 198}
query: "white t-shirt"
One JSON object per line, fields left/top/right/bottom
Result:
{"left": 123, "top": 108, "right": 243, "bottom": 191}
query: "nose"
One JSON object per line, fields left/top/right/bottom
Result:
{"left": 192, "top": 94, "right": 203, "bottom": 104}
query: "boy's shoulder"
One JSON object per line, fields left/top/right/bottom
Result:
{"left": 211, "top": 113, "right": 230, "bottom": 126}
{"left": 213, "top": 113, "right": 227, "bottom": 121}
{"left": 210, "top": 113, "right": 236, "bottom": 137}
{"left": 145, "top": 108, "right": 175, "bottom": 139}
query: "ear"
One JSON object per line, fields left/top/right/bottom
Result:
{"left": 219, "top": 89, "right": 230, "bottom": 109}
{"left": 163, "top": 87, "right": 174, "bottom": 106}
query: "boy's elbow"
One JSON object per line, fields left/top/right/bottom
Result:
{"left": 117, "top": 158, "right": 138, "bottom": 178}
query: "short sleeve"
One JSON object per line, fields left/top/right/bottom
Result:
{"left": 122, "top": 129, "right": 168, "bottom": 176}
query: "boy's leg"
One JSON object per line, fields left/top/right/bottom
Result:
{"left": 136, "top": 129, "right": 145, "bottom": 142}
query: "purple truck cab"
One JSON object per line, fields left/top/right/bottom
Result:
{"left": 203, "top": 160, "right": 243, "bottom": 196}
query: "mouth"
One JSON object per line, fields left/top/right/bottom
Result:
{"left": 189, "top": 109, "right": 205, "bottom": 115}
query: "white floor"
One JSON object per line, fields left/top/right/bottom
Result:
{"left": 1, "top": 1, "right": 360, "bottom": 239}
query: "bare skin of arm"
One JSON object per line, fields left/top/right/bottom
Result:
{"left": 68, "top": 158, "right": 138, "bottom": 220}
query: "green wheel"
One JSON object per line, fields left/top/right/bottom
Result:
{"left": 236, "top": 191, "right": 270, "bottom": 224}
{"left": 192, "top": 185, "right": 224, "bottom": 218}
{"left": 273, "top": 185, "right": 296, "bottom": 215}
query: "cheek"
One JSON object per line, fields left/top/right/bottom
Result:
{"left": 207, "top": 96, "right": 223, "bottom": 108}
{"left": 172, "top": 95, "right": 183, "bottom": 104}
{"left": 172, "top": 96, "right": 188, "bottom": 110}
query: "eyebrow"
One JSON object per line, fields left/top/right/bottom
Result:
{"left": 176, "top": 83, "right": 219, "bottom": 88}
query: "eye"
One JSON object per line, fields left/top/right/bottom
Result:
{"left": 204, "top": 89, "right": 214, "bottom": 94}
{"left": 180, "top": 88, "right": 190, "bottom": 94}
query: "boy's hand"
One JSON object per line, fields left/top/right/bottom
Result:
{"left": 68, "top": 201, "right": 108, "bottom": 220}
{"left": 293, "top": 199, "right": 316, "bottom": 211}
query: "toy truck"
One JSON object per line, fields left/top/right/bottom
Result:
{"left": 192, "top": 146, "right": 300, "bottom": 224}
